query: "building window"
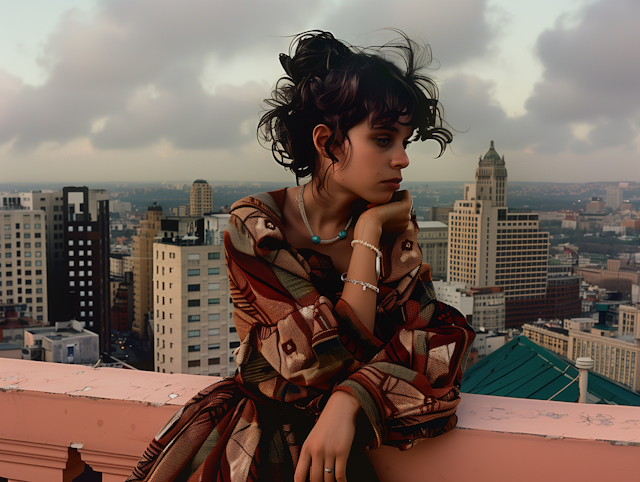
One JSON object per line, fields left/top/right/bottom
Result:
{"left": 188, "top": 269, "right": 200, "bottom": 276}
{"left": 188, "top": 345, "right": 201, "bottom": 352}
{"left": 208, "top": 252, "right": 220, "bottom": 260}
{"left": 209, "top": 328, "right": 220, "bottom": 336}
{"left": 208, "top": 358, "right": 220, "bottom": 365}
{"left": 187, "top": 253, "right": 200, "bottom": 261}
{"left": 188, "top": 360, "right": 201, "bottom": 367}
{"left": 208, "top": 298, "right": 220, "bottom": 305}
{"left": 187, "top": 299, "right": 200, "bottom": 307}
{"left": 208, "top": 267, "right": 220, "bottom": 275}
{"left": 188, "top": 315, "right": 201, "bottom": 322}
{"left": 229, "top": 341, "right": 240, "bottom": 349}
{"left": 208, "top": 343, "right": 220, "bottom": 350}
{"left": 188, "top": 330, "right": 201, "bottom": 337}
{"left": 187, "top": 284, "right": 200, "bottom": 292}
{"left": 208, "top": 313, "right": 220, "bottom": 321}
{"left": 208, "top": 283, "right": 220, "bottom": 290}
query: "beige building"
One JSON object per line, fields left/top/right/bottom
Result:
{"left": 524, "top": 317, "right": 640, "bottom": 391}
{"left": 0, "top": 210, "right": 48, "bottom": 322}
{"left": 417, "top": 221, "right": 448, "bottom": 280}
{"left": 448, "top": 141, "right": 549, "bottom": 301}
{"left": 523, "top": 323, "right": 570, "bottom": 358}
{"left": 2, "top": 191, "right": 65, "bottom": 321}
{"left": 619, "top": 304, "right": 640, "bottom": 337}
{"left": 190, "top": 180, "right": 213, "bottom": 217}
{"left": 154, "top": 241, "right": 238, "bottom": 377}
{"left": 132, "top": 205, "right": 162, "bottom": 338}
{"left": 569, "top": 329, "right": 640, "bottom": 391}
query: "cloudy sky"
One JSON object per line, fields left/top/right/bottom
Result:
{"left": 1, "top": 0, "right": 639, "bottom": 185}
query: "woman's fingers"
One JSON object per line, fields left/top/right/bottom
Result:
{"left": 321, "top": 457, "right": 336, "bottom": 482}
{"left": 334, "top": 454, "right": 348, "bottom": 482}
{"left": 294, "top": 449, "right": 312, "bottom": 482}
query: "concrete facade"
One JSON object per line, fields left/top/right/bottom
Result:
{"left": 416, "top": 221, "right": 448, "bottom": 280}
{"left": 24, "top": 319, "right": 99, "bottom": 364}
{"left": 0, "top": 210, "right": 49, "bottom": 322}
{"left": 153, "top": 242, "right": 238, "bottom": 377}
{"left": 433, "top": 281, "right": 505, "bottom": 332}
{"left": 189, "top": 180, "right": 213, "bottom": 217}
{"left": 448, "top": 142, "right": 549, "bottom": 305}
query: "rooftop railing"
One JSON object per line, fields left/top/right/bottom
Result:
{"left": 1, "top": 358, "right": 639, "bottom": 482}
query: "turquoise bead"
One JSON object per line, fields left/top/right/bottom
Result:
{"left": 312, "top": 235, "right": 321, "bottom": 244}
{"left": 338, "top": 230, "right": 347, "bottom": 239}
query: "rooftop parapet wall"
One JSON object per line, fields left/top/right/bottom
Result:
{"left": 1, "top": 359, "right": 639, "bottom": 482}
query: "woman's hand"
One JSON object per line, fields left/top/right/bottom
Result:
{"left": 294, "top": 391, "right": 360, "bottom": 482}
{"left": 356, "top": 190, "right": 413, "bottom": 236}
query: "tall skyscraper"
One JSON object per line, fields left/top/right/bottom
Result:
{"left": 190, "top": 180, "right": 213, "bottom": 217}
{"left": 448, "top": 142, "right": 550, "bottom": 327}
{"left": 0, "top": 209, "right": 48, "bottom": 322}
{"left": 132, "top": 204, "right": 162, "bottom": 338}
{"left": 154, "top": 214, "right": 238, "bottom": 376}
{"left": 62, "top": 187, "right": 111, "bottom": 352}
{"left": 606, "top": 185, "right": 623, "bottom": 210}
{"left": 2, "top": 191, "right": 65, "bottom": 321}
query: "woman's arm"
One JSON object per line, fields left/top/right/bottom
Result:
{"left": 295, "top": 192, "right": 414, "bottom": 482}
{"left": 341, "top": 191, "right": 413, "bottom": 334}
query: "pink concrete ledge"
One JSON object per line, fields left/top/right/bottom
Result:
{"left": 2, "top": 358, "right": 640, "bottom": 482}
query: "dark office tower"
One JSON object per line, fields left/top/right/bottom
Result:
{"left": 62, "top": 187, "right": 111, "bottom": 353}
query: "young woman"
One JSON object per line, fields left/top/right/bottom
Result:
{"left": 128, "top": 30, "right": 474, "bottom": 482}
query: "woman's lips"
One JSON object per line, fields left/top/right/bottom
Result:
{"left": 381, "top": 178, "right": 402, "bottom": 190}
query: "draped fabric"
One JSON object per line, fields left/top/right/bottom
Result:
{"left": 128, "top": 190, "right": 474, "bottom": 482}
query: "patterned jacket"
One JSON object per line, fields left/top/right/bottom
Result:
{"left": 225, "top": 191, "right": 475, "bottom": 449}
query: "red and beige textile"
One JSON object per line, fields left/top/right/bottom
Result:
{"left": 128, "top": 190, "right": 474, "bottom": 482}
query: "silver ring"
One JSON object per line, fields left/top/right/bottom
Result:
{"left": 325, "top": 467, "right": 333, "bottom": 473}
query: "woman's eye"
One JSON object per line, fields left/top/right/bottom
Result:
{"left": 376, "top": 137, "right": 391, "bottom": 146}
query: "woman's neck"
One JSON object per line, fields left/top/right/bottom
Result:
{"left": 301, "top": 179, "right": 355, "bottom": 236}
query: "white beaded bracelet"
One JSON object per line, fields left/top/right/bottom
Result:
{"left": 351, "top": 239, "right": 382, "bottom": 279}
{"left": 351, "top": 239, "right": 382, "bottom": 257}
{"left": 341, "top": 273, "right": 379, "bottom": 294}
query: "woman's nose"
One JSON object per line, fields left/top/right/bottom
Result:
{"left": 392, "top": 148, "right": 410, "bottom": 169}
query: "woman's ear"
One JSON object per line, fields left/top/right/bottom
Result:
{"left": 312, "top": 124, "right": 333, "bottom": 160}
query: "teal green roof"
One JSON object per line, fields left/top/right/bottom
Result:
{"left": 461, "top": 336, "right": 640, "bottom": 406}
{"left": 483, "top": 140, "right": 501, "bottom": 163}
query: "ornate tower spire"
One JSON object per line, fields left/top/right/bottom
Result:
{"left": 475, "top": 140, "right": 508, "bottom": 207}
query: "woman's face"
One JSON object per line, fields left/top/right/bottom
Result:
{"left": 325, "top": 115, "right": 413, "bottom": 204}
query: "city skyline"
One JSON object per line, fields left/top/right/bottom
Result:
{"left": 1, "top": 0, "right": 640, "bottom": 184}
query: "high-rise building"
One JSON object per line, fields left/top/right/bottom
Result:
{"left": 1, "top": 191, "right": 65, "bottom": 321}
{"left": 190, "top": 180, "right": 213, "bottom": 217}
{"left": 132, "top": 204, "right": 162, "bottom": 338}
{"left": 416, "top": 221, "right": 448, "bottom": 280}
{"left": 0, "top": 209, "right": 48, "bottom": 322}
{"left": 62, "top": 187, "right": 111, "bottom": 352}
{"left": 447, "top": 142, "right": 550, "bottom": 327}
{"left": 606, "top": 185, "right": 623, "bottom": 210}
{"left": 154, "top": 214, "right": 238, "bottom": 376}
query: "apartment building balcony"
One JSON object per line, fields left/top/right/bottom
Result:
{"left": 1, "top": 358, "right": 638, "bottom": 482}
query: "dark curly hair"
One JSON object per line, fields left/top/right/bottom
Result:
{"left": 258, "top": 30, "right": 452, "bottom": 184}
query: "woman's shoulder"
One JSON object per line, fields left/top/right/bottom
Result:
{"left": 226, "top": 190, "right": 290, "bottom": 257}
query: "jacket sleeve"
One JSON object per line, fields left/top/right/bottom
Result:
{"left": 225, "top": 198, "right": 474, "bottom": 449}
